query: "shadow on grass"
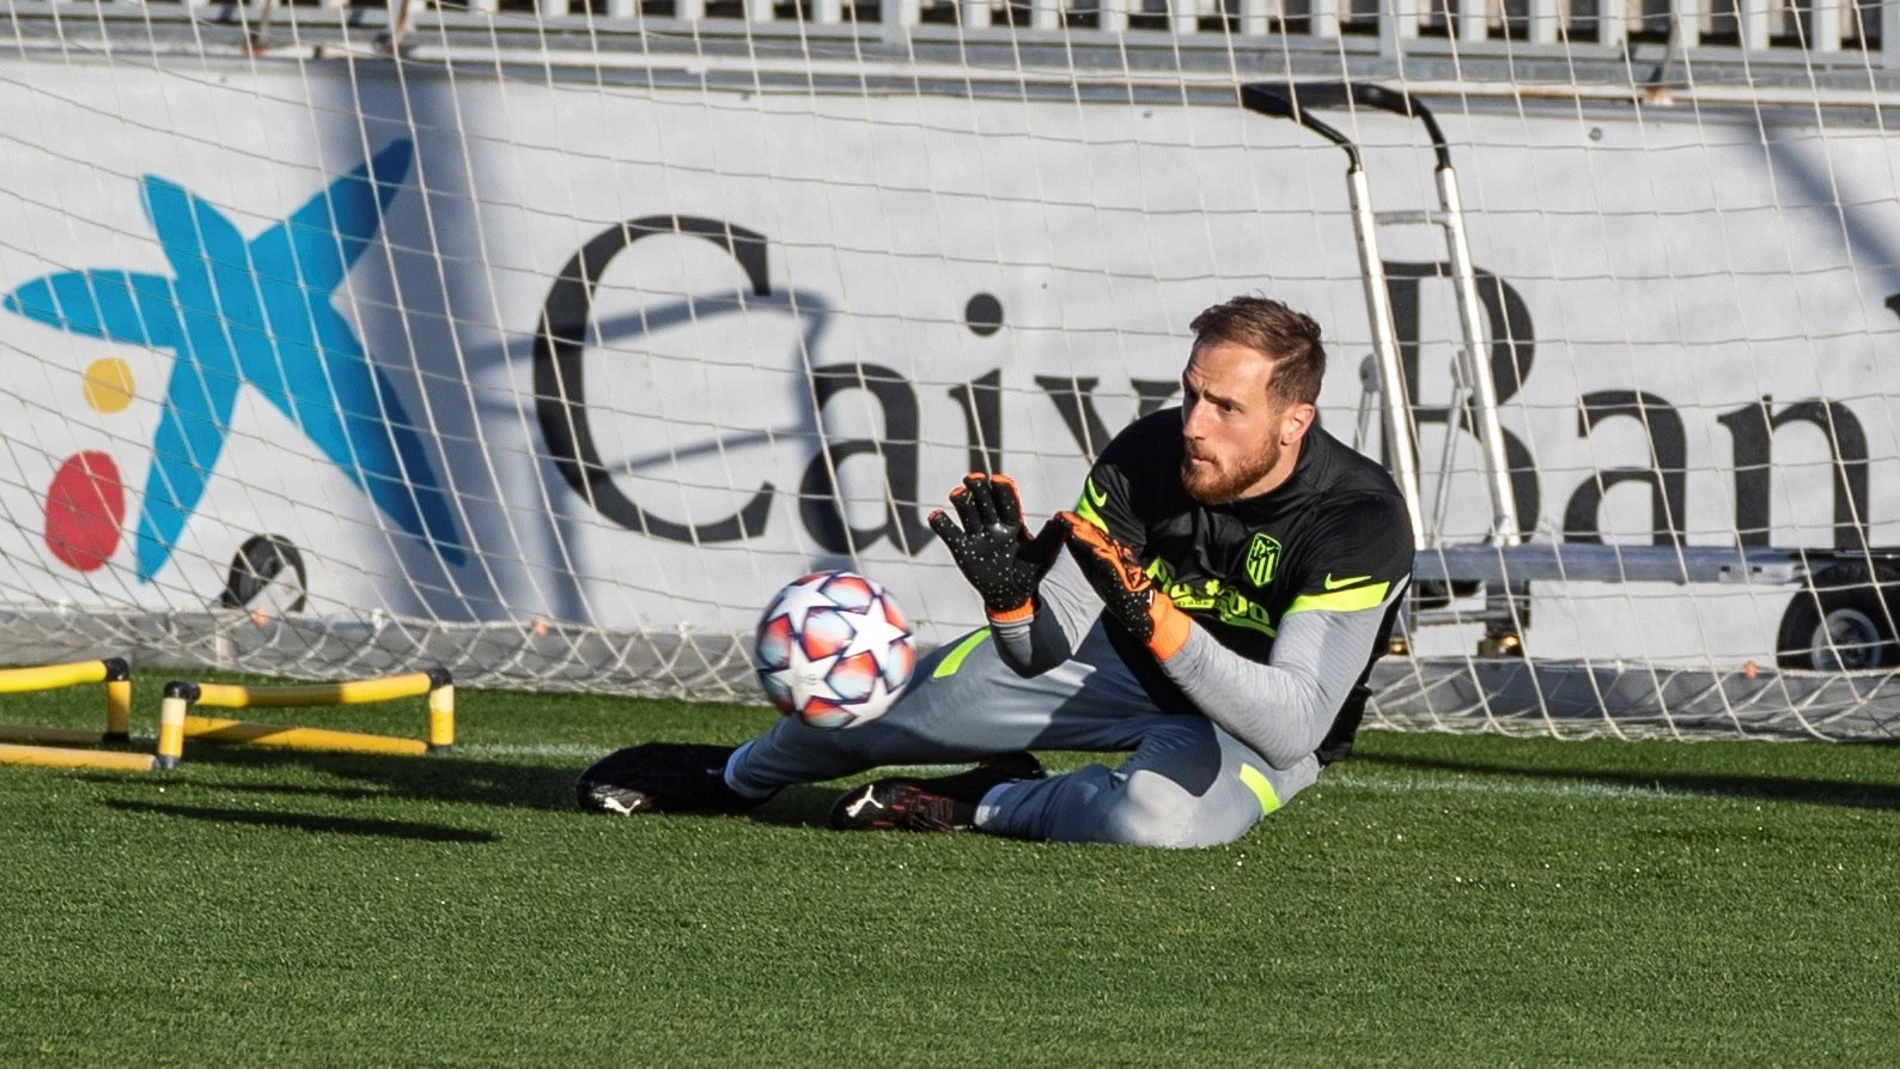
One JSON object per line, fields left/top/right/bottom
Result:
{"left": 76, "top": 746, "right": 862, "bottom": 829}
{"left": 1355, "top": 752, "right": 1900, "bottom": 811}
{"left": 747, "top": 785, "right": 847, "bottom": 830}
{"left": 102, "top": 800, "right": 499, "bottom": 842}
{"left": 81, "top": 746, "right": 580, "bottom": 812}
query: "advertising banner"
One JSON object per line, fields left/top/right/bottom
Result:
{"left": 4, "top": 59, "right": 1896, "bottom": 669}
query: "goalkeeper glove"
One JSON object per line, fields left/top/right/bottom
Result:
{"left": 1054, "top": 511, "right": 1193, "bottom": 662}
{"left": 928, "top": 474, "right": 1063, "bottom": 621}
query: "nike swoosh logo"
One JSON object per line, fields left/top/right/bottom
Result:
{"left": 1323, "top": 573, "right": 1371, "bottom": 590}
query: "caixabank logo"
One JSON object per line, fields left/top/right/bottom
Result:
{"left": 2, "top": 140, "right": 465, "bottom": 585}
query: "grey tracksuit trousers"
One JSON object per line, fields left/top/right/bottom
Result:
{"left": 727, "top": 621, "right": 1319, "bottom": 847}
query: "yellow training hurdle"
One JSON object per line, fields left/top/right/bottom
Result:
{"left": 0, "top": 658, "right": 159, "bottom": 772}
{"left": 158, "top": 669, "right": 454, "bottom": 768}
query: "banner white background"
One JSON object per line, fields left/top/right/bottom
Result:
{"left": 3, "top": 58, "right": 1898, "bottom": 668}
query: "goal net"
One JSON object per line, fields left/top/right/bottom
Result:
{"left": 4, "top": 0, "right": 1899, "bottom": 740}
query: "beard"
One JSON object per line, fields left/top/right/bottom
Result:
{"left": 1181, "top": 434, "right": 1282, "bottom": 505}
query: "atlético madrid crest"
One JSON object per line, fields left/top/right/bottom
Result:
{"left": 1246, "top": 533, "right": 1281, "bottom": 587}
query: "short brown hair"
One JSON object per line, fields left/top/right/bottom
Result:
{"left": 1188, "top": 296, "right": 1326, "bottom": 407}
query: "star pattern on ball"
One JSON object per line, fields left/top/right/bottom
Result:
{"left": 838, "top": 599, "right": 910, "bottom": 659}
{"left": 769, "top": 574, "right": 844, "bottom": 631}
{"left": 753, "top": 570, "right": 917, "bottom": 731}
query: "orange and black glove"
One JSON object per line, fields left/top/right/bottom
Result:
{"left": 929, "top": 474, "right": 1064, "bottom": 622}
{"left": 1054, "top": 512, "right": 1193, "bottom": 662}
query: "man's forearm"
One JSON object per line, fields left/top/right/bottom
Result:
{"left": 990, "top": 553, "right": 1103, "bottom": 677}
{"left": 1157, "top": 601, "right": 1394, "bottom": 768}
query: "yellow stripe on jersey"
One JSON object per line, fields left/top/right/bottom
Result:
{"left": 1073, "top": 477, "right": 1109, "bottom": 532}
{"left": 1284, "top": 581, "right": 1392, "bottom": 616}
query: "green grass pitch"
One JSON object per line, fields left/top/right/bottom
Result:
{"left": 2, "top": 680, "right": 1896, "bottom": 1066}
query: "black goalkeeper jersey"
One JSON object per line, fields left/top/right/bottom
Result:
{"left": 1074, "top": 410, "right": 1415, "bottom": 759}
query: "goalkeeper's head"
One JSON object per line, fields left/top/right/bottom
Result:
{"left": 1178, "top": 296, "right": 1326, "bottom": 505}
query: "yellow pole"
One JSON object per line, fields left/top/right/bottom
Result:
{"left": 427, "top": 679, "right": 455, "bottom": 753}
{"left": 105, "top": 674, "right": 132, "bottom": 742}
{"left": 182, "top": 716, "right": 430, "bottom": 757}
{"left": 0, "top": 742, "right": 157, "bottom": 772}
{"left": 0, "top": 659, "right": 110, "bottom": 694}
{"left": 192, "top": 672, "right": 435, "bottom": 710}
{"left": 156, "top": 688, "right": 189, "bottom": 770}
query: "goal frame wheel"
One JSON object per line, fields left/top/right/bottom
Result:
{"left": 1775, "top": 562, "right": 1900, "bottom": 672}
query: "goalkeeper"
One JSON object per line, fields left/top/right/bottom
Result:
{"left": 578, "top": 296, "right": 1414, "bottom": 848}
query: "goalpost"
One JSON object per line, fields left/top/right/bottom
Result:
{"left": 2, "top": 0, "right": 1899, "bottom": 740}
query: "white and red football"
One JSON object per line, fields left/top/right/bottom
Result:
{"left": 753, "top": 570, "right": 916, "bottom": 730}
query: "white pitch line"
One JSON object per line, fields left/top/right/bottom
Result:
{"left": 109, "top": 739, "right": 637, "bottom": 763}
{"left": 1318, "top": 771, "right": 1712, "bottom": 802}
{"left": 460, "top": 743, "right": 616, "bottom": 759}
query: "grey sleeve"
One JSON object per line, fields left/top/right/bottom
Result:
{"left": 989, "top": 551, "right": 1103, "bottom": 677}
{"left": 1155, "top": 589, "right": 1401, "bottom": 769}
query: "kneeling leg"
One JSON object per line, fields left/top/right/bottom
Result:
{"left": 978, "top": 717, "right": 1318, "bottom": 848}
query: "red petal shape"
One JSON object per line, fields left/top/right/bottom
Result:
{"left": 45, "top": 451, "right": 124, "bottom": 573}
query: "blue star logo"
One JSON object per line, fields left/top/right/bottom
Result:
{"left": 3, "top": 139, "right": 465, "bottom": 582}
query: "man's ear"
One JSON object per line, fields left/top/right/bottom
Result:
{"left": 1281, "top": 402, "right": 1317, "bottom": 445}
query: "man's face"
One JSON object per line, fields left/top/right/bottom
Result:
{"left": 1178, "top": 340, "right": 1302, "bottom": 505}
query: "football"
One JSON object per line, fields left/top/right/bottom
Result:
{"left": 754, "top": 570, "right": 917, "bottom": 730}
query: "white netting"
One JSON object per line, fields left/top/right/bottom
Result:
{"left": 5, "top": 1, "right": 1900, "bottom": 738}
